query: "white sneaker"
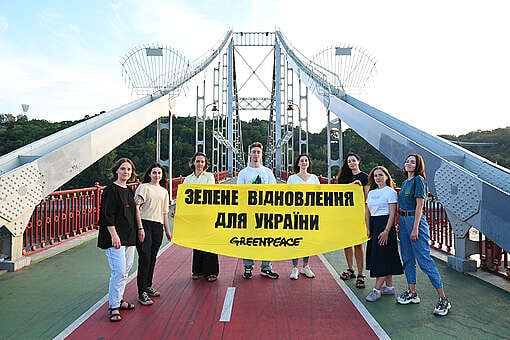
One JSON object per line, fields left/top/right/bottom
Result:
{"left": 397, "top": 289, "right": 421, "bottom": 304}
{"left": 366, "top": 289, "right": 381, "bottom": 302}
{"left": 300, "top": 265, "right": 315, "bottom": 278}
{"left": 380, "top": 286, "right": 395, "bottom": 295}
{"left": 433, "top": 297, "right": 451, "bottom": 316}
{"left": 290, "top": 267, "right": 299, "bottom": 280}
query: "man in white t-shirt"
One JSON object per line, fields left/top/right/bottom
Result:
{"left": 237, "top": 142, "right": 279, "bottom": 279}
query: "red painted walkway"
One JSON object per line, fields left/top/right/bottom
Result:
{"left": 67, "top": 244, "right": 378, "bottom": 339}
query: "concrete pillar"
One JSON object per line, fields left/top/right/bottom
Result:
{"left": 447, "top": 234, "right": 478, "bottom": 272}
{"left": 0, "top": 213, "right": 32, "bottom": 271}
{"left": 446, "top": 212, "right": 477, "bottom": 273}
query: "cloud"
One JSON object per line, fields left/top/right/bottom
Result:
{"left": 0, "top": 41, "right": 131, "bottom": 120}
{"left": 0, "top": 17, "right": 7, "bottom": 33}
{"left": 127, "top": 0, "right": 227, "bottom": 59}
{"left": 2, "top": 0, "right": 509, "bottom": 134}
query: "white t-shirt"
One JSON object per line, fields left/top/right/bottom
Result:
{"left": 287, "top": 173, "right": 320, "bottom": 184}
{"left": 237, "top": 165, "right": 276, "bottom": 184}
{"left": 366, "top": 186, "right": 398, "bottom": 216}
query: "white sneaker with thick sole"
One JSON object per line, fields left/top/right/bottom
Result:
{"left": 397, "top": 289, "right": 421, "bottom": 304}
{"left": 433, "top": 297, "right": 451, "bottom": 316}
{"left": 290, "top": 267, "right": 299, "bottom": 280}
{"left": 366, "top": 289, "right": 381, "bottom": 302}
{"left": 300, "top": 265, "right": 315, "bottom": 278}
{"left": 380, "top": 286, "right": 395, "bottom": 295}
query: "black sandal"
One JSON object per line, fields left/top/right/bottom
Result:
{"left": 356, "top": 274, "right": 366, "bottom": 289}
{"left": 119, "top": 299, "right": 135, "bottom": 310}
{"left": 109, "top": 308, "right": 121, "bottom": 322}
{"left": 206, "top": 274, "right": 217, "bottom": 282}
{"left": 340, "top": 268, "right": 356, "bottom": 280}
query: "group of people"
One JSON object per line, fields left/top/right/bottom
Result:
{"left": 97, "top": 142, "right": 451, "bottom": 322}
{"left": 336, "top": 152, "right": 451, "bottom": 316}
{"left": 97, "top": 154, "right": 221, "bottom": 322}
{"left": 97, "top": 159, "right": 172, "bottom": 322}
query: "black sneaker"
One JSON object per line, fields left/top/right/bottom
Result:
{"left": 138, "top": 291, "right": 153, "bottom": 306}
{"left": 396, "top": 289, "right": 420, "bottom": 304}
{"left": 243, "top": 265, "right": 253, "bottom": 279}
{"left": 146, "top": 287, "right": 160, "bottom": 297}
{"left": 433, "top": 297, "right": 451, "bottom": 316}
{"left": 260, "top": 269, "right": 279, "bottom": 279}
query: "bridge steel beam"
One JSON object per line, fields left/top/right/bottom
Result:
{"left": 0, "top": 94, "right": 169, "bottom": 270}
{"left": 0, "top": 30, "right": 234, "bottom": 271}
{"left": 274, "top": 38, "right": 282, "bottom": 174}
{"left": 227, "top": 39, "right": 234, "bottom": 177}
{"left": 276, "top": 30, "right": 510, "bottom": 272}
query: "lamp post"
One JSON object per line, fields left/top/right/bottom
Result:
{"left": 287, "top": 102, "right": 308, "bottom": 155}
{"left": 197, "top": 102, "right": 218, "bottom": 154}
{"left": 285, "top": 102, "right": 300, "bottom": 176}
{"left": 327, "top": 115, "right": 342, "bottom": 183}
{"left": 204, "top": 102, "right": 219, "bottom": 119}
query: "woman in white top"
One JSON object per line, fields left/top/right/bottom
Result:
{"left": 286, "top": 154, "right": 319, "bottom": 279}
{"left": 364, "top": 166, "right": 403, "bottom": 302}
{"left": 135, "top": 163, "right": 171, "bottom": 306}
{"left": 183, "top": 152, "right": 219, "bottom": 282}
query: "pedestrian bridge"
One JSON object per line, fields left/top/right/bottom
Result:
{"left": 1, "top": 30, "right": 509, "bottom": 274}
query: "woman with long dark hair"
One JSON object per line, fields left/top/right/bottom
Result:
{"left": 183, "top": 152, "right": 219, "bottom": 282}
{"left": 396, "top": 153, "right": 451, "bottom": 316}
{"left": 97, "top": 158, "right": 138, "bottom": 322}
{"left": 135, "top": 163, "right": 171, "bottom": 306}
{"left": 337, "top": 152, "right": 369, "bottom": 288}
{"left": 287, "top": 154, "right": 319, "bottom": 280}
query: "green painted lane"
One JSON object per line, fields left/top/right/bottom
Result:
{"left": 0, "top": 235, "right": 172, "bottom": 340}
{"left": 324, "top": 250, "right": 510, "bottom": 339}
{"left": 0, "top": 239, "right": 110, "bottom": 339}
{"left": 1, "top": 194, "right": 508, "bottom": 340}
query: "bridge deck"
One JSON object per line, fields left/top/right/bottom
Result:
{"left": 0, "top": 233, "right": 509, "bottom": 339}
{"left": 66, "top": 244, "right": 379, "bottom": 339}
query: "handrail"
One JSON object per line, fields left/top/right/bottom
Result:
{"left": 276, "top": 30, "right": 510, "bottom": 255}
{"left": 22, "top": 171, "right": 230, "bottom": 256}
{"left": 0, "top": 30, "right": 234, "bottom": 240}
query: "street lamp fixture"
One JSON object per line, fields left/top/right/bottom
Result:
{"left": 287, "top": 103, "right": 299, "bottom": 111}
{"left": 204, "top": 102, "right": 219, "bottom": 118}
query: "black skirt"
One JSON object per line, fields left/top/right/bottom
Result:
{"left": 366, "top": 215, "right": 404, "bottom": 277}
{"left": 192, "top": 249, "right": 219, "bottom": 276}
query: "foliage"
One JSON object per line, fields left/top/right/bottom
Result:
{"left": 1, "top": 115, "right": 509, "bottom": 189}
{"left": 439, "top": 128, "right": 510, "bottom": 169}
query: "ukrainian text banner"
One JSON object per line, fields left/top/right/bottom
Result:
{"left": 173, "top": 184, "right": 368, "bottom": 260}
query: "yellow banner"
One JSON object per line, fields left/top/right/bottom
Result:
{"left": 173, "top": 184, "right": 368, "bottom": 260}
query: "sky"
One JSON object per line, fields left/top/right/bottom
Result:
{"left": 1, "top": 0, "right": 509, "bottom": 136}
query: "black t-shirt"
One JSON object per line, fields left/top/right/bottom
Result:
{"left": 97, "top": 183, "right": 137, "bottom": 249}
{"left": 338, "top": 171, "right": 368, "bottom": 186}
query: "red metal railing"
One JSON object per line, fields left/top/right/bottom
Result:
{"left": 21, "top": 171, "right": 510, "bottom": 279}
{"left": 479, "top": 234, "right": 510, "bottom": 279}
{"left": 24, "top": 185, "right": 103, "bottom": 255}
{"left": 22, "top": 171, "right": 230, "bottom": 256}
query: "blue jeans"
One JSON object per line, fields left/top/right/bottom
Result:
{"left": 292, "top": 257, "right": 310, "bottom": 267}
{"left": 243, "top": 259, "right": 272, "bottom": 271}
{"left": 106, "top": 246, "right": 135, "bottom": 309}
{"left": 399, "top": 215, "right": 443, "bottom": 289}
